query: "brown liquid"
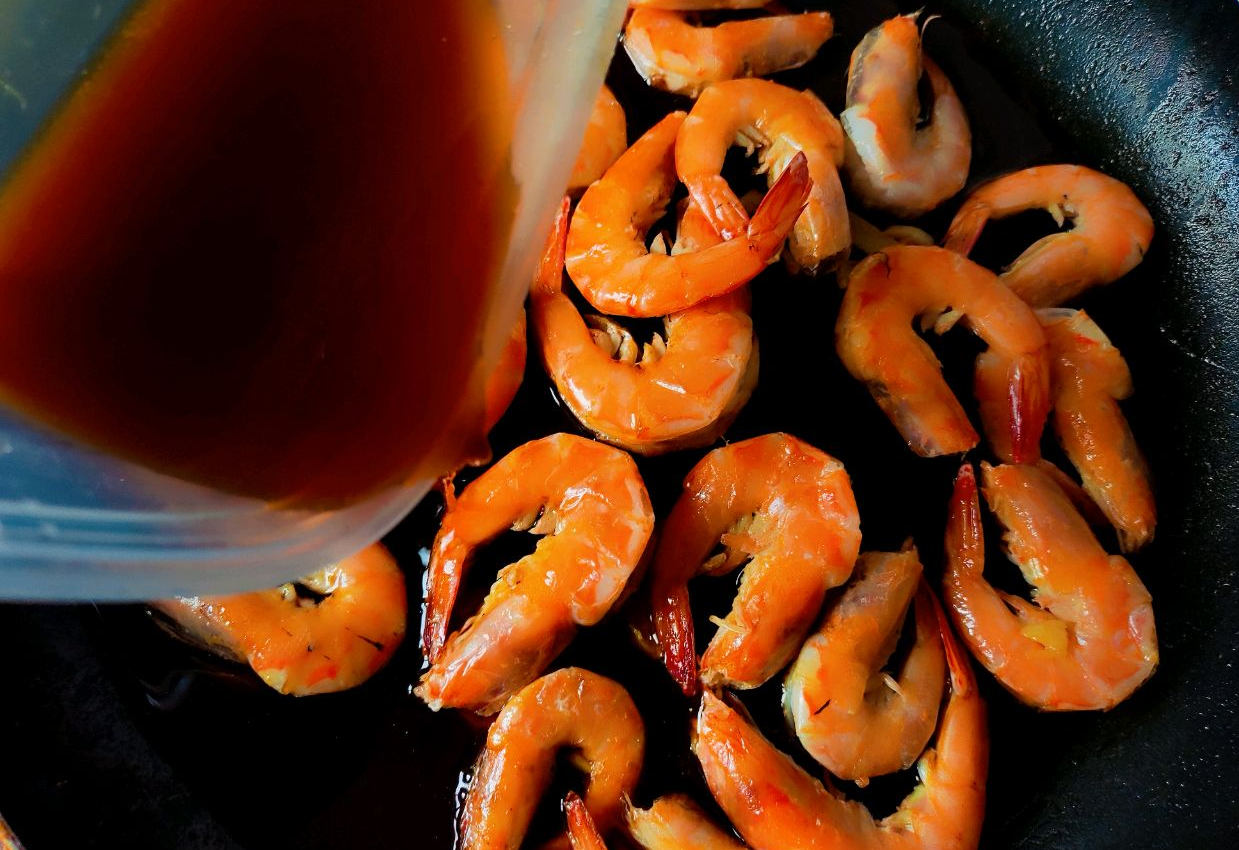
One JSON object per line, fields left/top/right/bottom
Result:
{"left": 0, "top": 0, "right": 513, "bottom": 506}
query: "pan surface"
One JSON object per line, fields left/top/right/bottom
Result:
{"left": 1, "top": 1, "right": 1237, "bottom": 848}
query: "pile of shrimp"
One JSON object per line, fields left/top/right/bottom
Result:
{"left": 143, "top": 3, "right": 1161, "bottom": 847}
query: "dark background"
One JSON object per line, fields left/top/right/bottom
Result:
{"left": 1, "top": 1, "right": 1236, "bottom": 848}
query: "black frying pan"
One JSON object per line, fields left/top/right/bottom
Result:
{"left": 1, "top": 1, "right": 1237, "bottom": 848}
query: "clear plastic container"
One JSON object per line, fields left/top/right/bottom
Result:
{"left": 0, "top": 0, "right": 627, "bottom": 600}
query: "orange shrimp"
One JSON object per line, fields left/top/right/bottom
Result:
{"left": 1040, "top": 308, "right": 1156, "bottom": 550}
{"left": 482, "top": 309, "right": 527, "bottom": 434}
{"left": 568, "top": 85, "right": 627, "bottom": 194}
{"left": 841, "top": 13, "right": 971, "bottom": 217}
{"left": 649, "top": 432, "right": 861, "bottom": 695}
{"left": 418, "top": 434, "right": 654, "bottom": 714}
{"left": 944, "top": 462, "right": 1158, "bottom": 710}
{"left": 944, "top": 165, "right": 1154, "bottom": 307}
{"left": 459, "top": 668, "right": 644, "bottom": 850}
{"left": 537, "top": 191, "right": 757, "bottom": 454}
{"left": 676, "top": 78, "right": 849, "bottom": 272}
{"left": 835, "top": 245, "right": 1051, "bottom": 464}
{"left": 784, "top": 547, "right": 946, "bottom": 782}
{"left": 566, "top": 111, "right": 810, "bottom": 317}
{"left": 565, "top": 792, "right": 610, "bottom": 850}
{"left": 623, "top": 7, "right": 834, "bottom": 98}
{"left": 628, "top": 795, "right": 747, "bottom": 850}
{"left": 154, "top": 543, "right": 406, "bottom": 696}
{"left": 695, "top": 594, "right": 988, "bottom": 850}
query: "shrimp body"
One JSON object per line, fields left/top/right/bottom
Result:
{"left": 418, "top": 434, "right": 654, "bottom": 714}
{"left": 695, "top": 596, "right": 988, "bottom": 850}
{"left": 944, "top": 165, "right": 1154, "bottom": 306}
{"left": 460, "top": 668, "right": 644, "bottom": 850}
{"left": 155, "top": 544, "right": 406, "bottom": 696}
{"left": 944, "top": 462, "right": 1158, "bottom": 710}
{"left": 650, "top": 433, "right": 861, "bottom": 695}
{"left": 785, "top": 547, "right": 946, "bottom": 781}
{"left": 483, "top": 309, "right": 527, "bottom": 434}
{"left": 566, "top": 111, "right": 811, "bottom": 318}
{"left": 628, "top": 795, "right": 747, "bottom": 850}
{"left": 841, "top": 14, "right": 971, "bottom": 217}
{"left": 623, "top": 8, "right": 834, "bottom": 98}
{"left": 676, "top": 78, "right": 849, "bottom": 272}
{"left": 1040, "top": 308, "right": 1155, "bottom": 550}
{"left": 568, "top": 85, "right": 627, "bottom": 194}
{"left": 536, "top": 197, "right": 757, "bottom": 457}
{"left": 835, "top": 245, "right": 1051, "bottom": 464}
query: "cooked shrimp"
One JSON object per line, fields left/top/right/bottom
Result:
{"left": 154, "top": 543, "right": 406, "bottom": 696}
{"left": 695, "top": 594, "right": 988, "bottom": 850}
{"left": 460, "top": 668, "right": 644, "bottom": 850}
{"left": 568, "top": 85, "right": 627, "bottom": 194}
{"left": 483, "top": 309, "right": 527, "bottom": 434}
{"left": 785, "top": 547, "right": 946, "bottom": 782}
{"left": 677, "top": 78, "right": 849, "bottom": 272}
{"left": 944, "top": 165, "right": 1154, "bottom": 306}
{"left": 944, "top": 462, "right": 1158, "bottom": 710}
{"left": 565, "top": 792, "right": 609, "bottom": 850}
{"left": 649, "top": 432, "right": 861, "bottom": 695}
{"left": 835, "top": 245, "right": 1051, "bottom": 463}
{"left": 1040, "top": 308, "right": 1156, "bottom": 550}
{"left": 623, "top": 8, "right": 834, "bottom": 98}
{"left": 841, "top": 13, "right": 971, "bottom": 217}
{"left": 538, "top": 190, "right": 757, "bottom": 454}
{"left": 628, "top": 795, "right": 747, "bottom": 850}
{"left": 417, "top": 434, "right": 654, "bottom": 714}
{"left": 566, "top": 111, "right": 810, "bottom": 317}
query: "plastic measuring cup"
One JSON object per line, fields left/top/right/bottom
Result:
{"left": 0, "top": 0, "right": 627, "bottom": 600}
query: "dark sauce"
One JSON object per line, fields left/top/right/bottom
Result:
{"left": 86, "top": 2, "right": 1161, "bottom": 848}
{"left": 0, "top": 0, "right": 513, "bottom": 506}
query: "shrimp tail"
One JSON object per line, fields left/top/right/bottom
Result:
{"left": 535, "top": 196, "right": 572, "bottom": 295}
{"left": 421, "top": 565, "right": 459, "bottom": 664}
{"left": 945, "top": 462, "right": 984, "bottom": 585}
{"left": 565, "top": 791, "right": 609, "bottom": 850}
{"left": 746, "top": 150, "right": 813, "bottom": 256}
{"left": 943, "top": 200, "right": 988, "bottom": 257}
{"left": 655, "top": 584, "right": 699, "bottom": 696}
{"left": 975, "top": 348, "right": 1050, "bottom": 464}
{"left": 929, "top": 575, "right": 977, "bottom": 698}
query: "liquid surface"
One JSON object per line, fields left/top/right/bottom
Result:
{"left": 0, "top": 0, "right": 512, "bottom": 506}
{"left": 0, "top": 2, "right": 1184, "bottom": 849}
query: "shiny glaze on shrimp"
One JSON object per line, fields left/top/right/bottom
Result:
{"left": 944, "top": 462, "right": 1158, "bottom": 710}
{"left": 677, "top": 78, "right": 849, "bottom": 272}
{"left": 623, "top": 7, "right": 833, "bottom": 98}
{"left": 155, "top": 543, "right": 406, "bottom": 696}
{"left": 649, "top": 432, "right": 861, "bottom": 695}
{"left": 460, "top": 668, "right": 644, "bottom": 850}
{"left": 841, "top": 13, "right": 971, "bottom": 217}
{"left": 418, "top": 434, "right": 654, "bottom": 714}
{"left": 536, "top": 198, "right": 757, "bottom": 456}
{"left": 568, "top": 85, "right": 627, "bottom": 194}
{"left": 628, "top": 795, "right": 747, "bottom": 850}
{"left": 785, "top": 547, "right": 946, "bottom": 782}
{"left": 835, "top": 245, "right": 1051, "bottom": 463}
{"left": 695, "top": 595, "right": 987, "bottom": 850}
{"left": 566, "top": 111, "right": 811, "bottom": 318}
{"left": 1040, "top": 308, "right": 1155, "bottom": 550}
{"left": 944, "top": 164, "right": 1154, "bottom": 307}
